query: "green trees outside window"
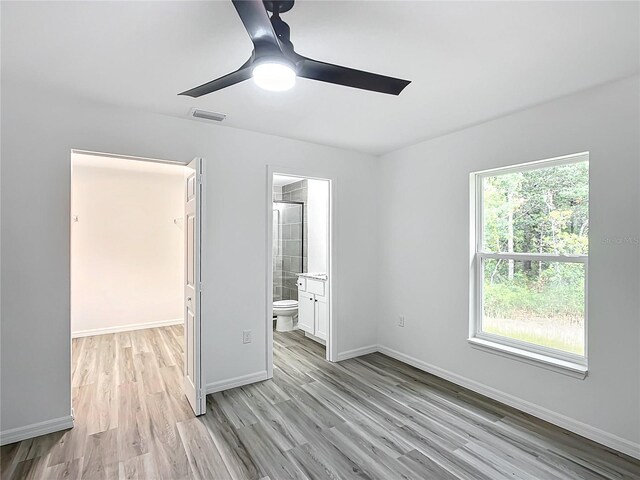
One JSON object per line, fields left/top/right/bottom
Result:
{"left": 477, "top": 158, "right": 588, "bottom": 356}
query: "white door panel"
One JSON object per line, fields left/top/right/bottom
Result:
{"left": 298, "top": 292, "right": 315, "bottom": 334}
{"left": 315, "top": 295, "right": 328, "bottom": 341}
{"left": 184, "top": 157, "right": 204, "bottom": 415}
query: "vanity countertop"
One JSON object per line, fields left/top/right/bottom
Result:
{"left": 298, "top": 273, "right": 328, "bottom": 281}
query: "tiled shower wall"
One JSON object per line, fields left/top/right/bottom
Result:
{"left": 273, "top": 180, "right": 308, "bottom": 301}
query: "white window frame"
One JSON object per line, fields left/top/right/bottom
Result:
{"left": 469, "top": 152, "right": 589, "bottom": 378}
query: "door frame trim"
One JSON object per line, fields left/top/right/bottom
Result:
{"left": 69, "top": 149, "right": 203, "bottom": 417}
{"left": 266, "top": 165, "right": 337, "bottom": 378}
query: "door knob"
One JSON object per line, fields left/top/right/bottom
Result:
{"left": 187, "top": 297, "right": 192, "bottom": 302}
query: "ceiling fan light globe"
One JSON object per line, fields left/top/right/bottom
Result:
{"left": 252, "top": 61, "right": 296, "bottom": 91}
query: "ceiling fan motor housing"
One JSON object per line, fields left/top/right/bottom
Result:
{"left": 264, "top": 0, "right": 295, "bottom": 14}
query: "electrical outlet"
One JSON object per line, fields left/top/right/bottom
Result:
{"left": 398, "top": 315, "right": 405, "bottom": 327}
{"left": 242, "top": 330, "right": 252, "bottom": 344}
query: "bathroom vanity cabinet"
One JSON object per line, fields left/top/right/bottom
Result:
{"left": 297, "top": 276, "right": 328, "bottom": 341}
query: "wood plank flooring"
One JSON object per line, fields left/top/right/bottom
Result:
{"left": 2, "top": 327, "right": 639, "bottom": 479}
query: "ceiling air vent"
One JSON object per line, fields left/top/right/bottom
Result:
{"left": 189, "top": 108, "right": 227, "bottom": 122}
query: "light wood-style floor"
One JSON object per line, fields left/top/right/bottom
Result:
{"left": 2, "top": 326, "right": 639, "bottom": 479}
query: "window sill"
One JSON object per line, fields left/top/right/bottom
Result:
{"left": 468, "top": 337, "right": 588, "bottom": 379}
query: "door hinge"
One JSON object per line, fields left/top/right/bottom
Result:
{"left": 198, "top": 282, "right": 204, "bottom": 291}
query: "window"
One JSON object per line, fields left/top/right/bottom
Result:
{"left": 470, "top": 153, "right": 589, "bottom": 375}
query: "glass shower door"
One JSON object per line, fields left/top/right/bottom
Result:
{"left": 273, "top": 201, "right": 304, "bottom": 301}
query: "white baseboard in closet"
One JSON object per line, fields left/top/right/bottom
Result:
{"left": 72, "top": 318, "right": 183, "bottom": 338}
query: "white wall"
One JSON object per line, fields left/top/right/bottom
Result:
{"left": 0, "top": 79, "right": 379, "bottom": 435}
{"left": 306, "top": 178, "right": 329, "bottom": 273}
{"left": 377, "top": 76, "right": 640, "bottom": 455}
{"left": 2, "top": 57, "right": 637, "bottom": 463}
{"left": 71, "top": 155, "right": 184, "bottom": 335}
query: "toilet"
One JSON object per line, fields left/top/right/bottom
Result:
{"left": 273, "top": 300, "right": 298, "bottom": 332}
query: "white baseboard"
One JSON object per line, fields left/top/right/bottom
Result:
{"left": 206, "top": 370, "right": 268, "bottom": 395}
{"left": 0, "top": 415, "right": 74, "bottom": 446}
{"left": 377, "top": 345, "right": 640, "bottom": 460}
{"left": 72, "top": 318, "right": 183, "bottom": 338}
{"left": 336, "top": 344, "right": 379, "bottom": 361}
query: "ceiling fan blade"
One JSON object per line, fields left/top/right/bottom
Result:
{"left": 296, "top": 57, "right": 410, "bottom": 95}
{"left": 179, "top": 61, "right": 253, "bottom": 97}
{"left": 232, "top": 0, "right": 282, "bottom": 56}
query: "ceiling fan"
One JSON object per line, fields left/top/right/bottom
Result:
{"left": 179, "top": 0, "right": 410, "bottom": 97}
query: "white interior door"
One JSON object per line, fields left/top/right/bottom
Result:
{"left": 184, "top": 157, "right": 204, "bottom": 415}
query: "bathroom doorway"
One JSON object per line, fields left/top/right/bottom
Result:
{"left": 267, "top": 169, "right": 333, "bottom": 377}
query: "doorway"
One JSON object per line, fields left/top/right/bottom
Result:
{"left": 267, "top": 169, "right": 333, "bottom": 377}
{"left": 69, "top": 151, "right": 205, "bottom": 431}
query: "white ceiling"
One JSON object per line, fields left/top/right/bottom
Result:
{"left": 273, "top": 174, "right": 304, "bottom": 187}
{"left": 2, "top": 1, "right": 638, "bottom": 155}
{"left": 73, "top": 153, "right": 186, "bottom": 176}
